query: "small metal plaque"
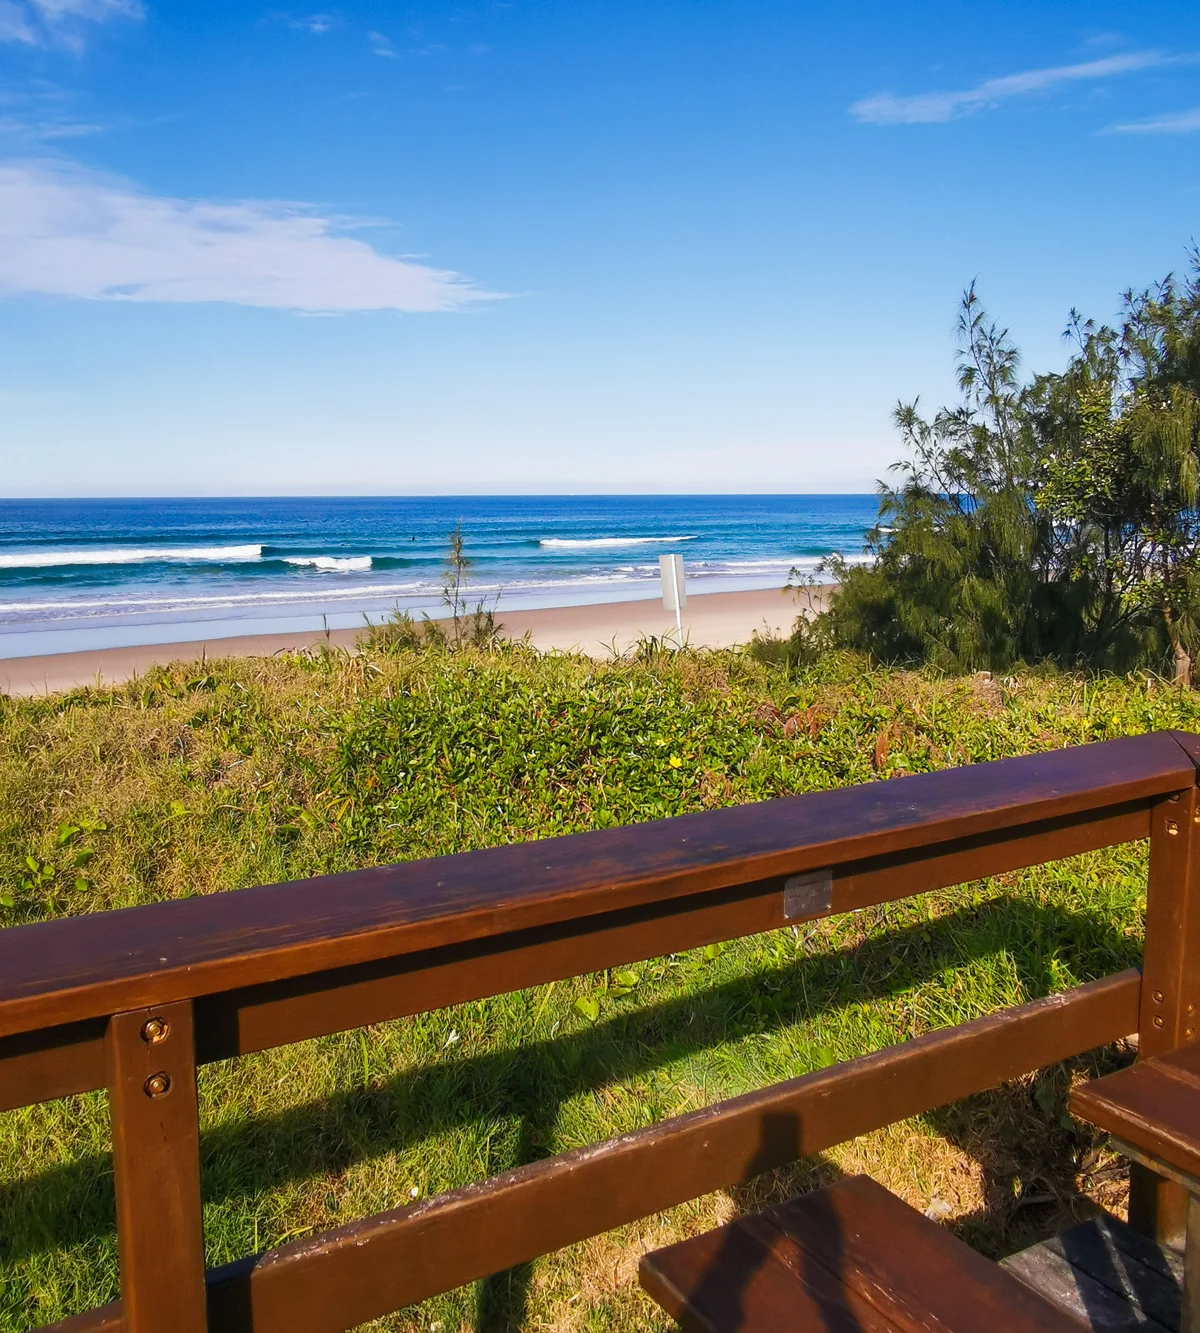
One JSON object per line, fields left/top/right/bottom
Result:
{"left": 783, "top": 868, "right": 833, "bottom": 920}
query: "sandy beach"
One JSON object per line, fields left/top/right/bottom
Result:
{"left": 0, "top": 585, "right": 826, "bottom": 698}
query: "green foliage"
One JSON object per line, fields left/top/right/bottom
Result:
{"left": 825, "top": 284, "right": 1059, "bottom": 671}
{"left": 441, "top": 520, "right": 502, "bottom": 649}
{"left": 2, "top": 647, "right": 1198, "bottom": 1328}
{"left": 360, "top": 524, "right": 504, "bottom": 655}
{"left": 830, "top": 260, "right": 1200, "bottom": 679}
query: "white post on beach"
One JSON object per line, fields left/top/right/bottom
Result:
{"left": 659, "top": 553, "right": 686, "bottom": 646}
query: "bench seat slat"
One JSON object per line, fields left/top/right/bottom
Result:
{"left": 640, "top": 1211, "right": 903, "bottom": 1333}
{"left": 640, "top": 1176, "right": 1089, "bottom": 1332}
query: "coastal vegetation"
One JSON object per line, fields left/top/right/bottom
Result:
{"left": 2, "top": 637, "right": 1198, "bottom": 1330}
{"left": 821, "top": 257, "right": 1200, "bottom": 683}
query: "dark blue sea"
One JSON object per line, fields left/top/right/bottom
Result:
{"left": 0, "top": 495, "right": 877, "bottom": 657}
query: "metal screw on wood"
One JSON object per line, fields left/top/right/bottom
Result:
{"left": 1171, "top": 793, "right": 1182, "bottom": 803}
{"left": 144, "top": 1072, "right": 171, "bottom": 1098}
{"left": 1155, "top": 990, "right": 1165, "bottom": 1004}
{"left": 1168, "top": 820, "right": 1180, "bottom": 836}
{"left": 141, "top": 1017, "right": 170, "bottom": 1044}
{"left": 1154, "top": 1016, "right": 1165, "bottom": 1029}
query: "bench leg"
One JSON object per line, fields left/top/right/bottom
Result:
{"left": 108, "top": 1001, "right": 208, "bottom": 1333}
{"left": 1184, "top": 1194, "right": 1200, "bottom": 1333}
{"left": 1130, "top": 1162, "right": 1189, "bottom": 1247}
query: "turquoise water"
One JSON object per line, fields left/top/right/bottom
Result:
{"left": 0, "top": 495, "right": 876, "bottom": 657}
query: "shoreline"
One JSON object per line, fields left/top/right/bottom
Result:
{"left": 0, "top": 586, "right": 826, "bottom": 697}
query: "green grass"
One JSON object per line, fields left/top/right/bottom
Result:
{"left": 2, "top": 642, "right": 1198, "bottom": 1331}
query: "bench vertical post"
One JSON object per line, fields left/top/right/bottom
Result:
{"left": 1132, "top": 783, "right": 1200, "bottom": 1243}
{"left": 107, "top": 1000, "right": 207, "bottom": 1333}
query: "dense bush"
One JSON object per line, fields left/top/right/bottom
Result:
{"left": 827, "top": 259, "right": 1200, "bottom": 681}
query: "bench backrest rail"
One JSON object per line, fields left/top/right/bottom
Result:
{"left": 2, "top": 730, "right": 1197, "bottom": 1333}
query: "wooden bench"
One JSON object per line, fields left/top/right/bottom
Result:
{"left": 639, "top": 1175, "right": 1086, "bottom": 1332}
{"left": 4, "top": 731, "right": 1198, "bottom": 1332}
{"left": 1068, "top": 1048, "right": 1200, "bottom": 1332}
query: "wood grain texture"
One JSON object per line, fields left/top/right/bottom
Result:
{"left": 1003, "top": 1212, "right": 1182, "bottom": 1332}
{"left": 641, "top": 1175, "right": 1084, "bottom": 1333}
{"left": 762, "top": 1176, "right": 1076, "bottom": 1331}
{"left": 1139, "top": 790, "right": 1200, "bottom": 1058}
{"left": 1003, "top": 1245, "right": 1170, "bottom": 1332}
{"left": 0, "top": 732, "right": 1185, "bottom": 1040}
{"left": 1073, "top": 1044, "right": 1200, "bottom": 1185}
{"left": 181, "top": 970, "right": 1138, "bottom": 1333}
{"left": 1131, "top": 786, "right": 1200, "bottom": 1243}
{"left": 0, "top": 801, "right": 1148, "bottom": 1113}
{"left": 106, "top": 1002, "right": 207, "bottom": 1333}
{"left": 640, "top": 1206, "right": 903, "bottom": 1333}
{"left": 0, "top": 1018, "right": 106, "bottom": 1113}
{"left": 14, "top": 731, "right": 1196, "bottom": 1333}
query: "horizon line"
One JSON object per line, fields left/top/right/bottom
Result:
{"left": 0, "top": 489, "right": 880, "bottom": 502}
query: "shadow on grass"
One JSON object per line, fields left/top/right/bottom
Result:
{"left": 0, "top": 893, "right": 1140, "bottom": 1331}
{"left": 922, "top": 1050, "right": 1135, "bottom": 1259}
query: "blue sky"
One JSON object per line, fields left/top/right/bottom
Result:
{"left": 1, "top": 1, "right": 1198, "bottom": 496}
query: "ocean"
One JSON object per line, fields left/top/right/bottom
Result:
{"left": 0, "top": 495, "right": 877, "bottom": 658}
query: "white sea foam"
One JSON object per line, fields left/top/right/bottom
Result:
{"left": 282, "top": 555, "right": 373, "bottom": 572}
{"left": 0, "top": 544, "right": 263, "bottom": 569}
{"left": 0, "top": 558, "right": 868, "bottom": 619}
{"left": 710, "top": 558, "right": 806, "bottom": 570}
{"left": 0, "top": 550, "right": 870, "bottom": 625}
{"left": 0, "top": 580, "right": 429, "bottom": 616}
{"left": 538, "top": 535, "right": 698, "bottom": 549}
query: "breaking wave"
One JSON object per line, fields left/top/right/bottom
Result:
{"left": 282, "top": 555, "right": 373, "bottom": 572}
{"left": 0, "top": 544, "right": 264, "bottom": 569}
{"left": 538, "top": 535, "right": 698, "bottom": 550}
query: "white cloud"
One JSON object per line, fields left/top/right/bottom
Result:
{"left": 1107, "top": 107, "right": 1200, "bottom": 134}
{"left": 367, "top": 30, "right": 396, "bottom": 57}
{"left": 290, "top": 12, "right": 335, "bottom": 35}
{"left": 30, "top": 0, "right": 138, "bottom": 19}
{"left": 0, "top": 159, "right": 498, "bottom": 312}
{"left": 851, "top": 51, "right": 1170, "bottom": 125}
{"left": 1, "top": 0, "right": 140, "bottom": 45}
{"left": 0, "top": 2, "right": 37, "bottom": 42}
{"left": 0, "top": 113, "right": 102, "bottom": 138}
{"left": 0, "top": 86, "right": 105, "bottom": 140}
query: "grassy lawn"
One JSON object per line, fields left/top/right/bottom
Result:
{"left": 2, "top": 640, "right": 1198, "bottom": 1331}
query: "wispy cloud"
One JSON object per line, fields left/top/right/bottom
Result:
{"left": 1107, "top": 107, "right": 1200, "bottom": 134}
{"left": 0, "top": 0, "right": 141, "bottom": 47}
{"left": 290, "top": 12, "right": 335, "bottom": 35}
{"left": 0, "top": 84, "right": 105, "bottom": 140}
{"left": 367, "top": 29, "right": 395, "bottom": 57}
{"left": 0, "top": 159, "right": 499, "bottom": 312}
{"left": 852, "top": 51, "right": 1170, "bottom": 125}
{"left": 0, "top": 113, "right": 101, "bottom": 137}
{"left": 0, "top": 3, "right": 37, "bottom": 43}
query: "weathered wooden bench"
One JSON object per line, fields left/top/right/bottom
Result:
{"left": 3, "top": 730, "right": 1200, "bottom": 1332}
{"left": 641, "top": 1174, "right": 1084, "bottom": 1332}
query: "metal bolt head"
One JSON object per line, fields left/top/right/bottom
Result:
{"left": 1154, "top": 990, "right": 1165, "bottom": 1004}
{"left": 140, "top": 1017, "right": 169, "bottom": 1044}
{"left": 1154, "top": 1015, "right": 1165, "bottom": 1029}
{"left": 144, "top": 1072, "right": 171, "bottom": 1098}
{"left": 1189, "top": 1029, "right": 1195, "bottom": 1040}
{"left": 1167, "top": 820, "right": 1180, "bottom": 836}
{"left": 1170, "top": 793, "right": 1182, "bottom": 803}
